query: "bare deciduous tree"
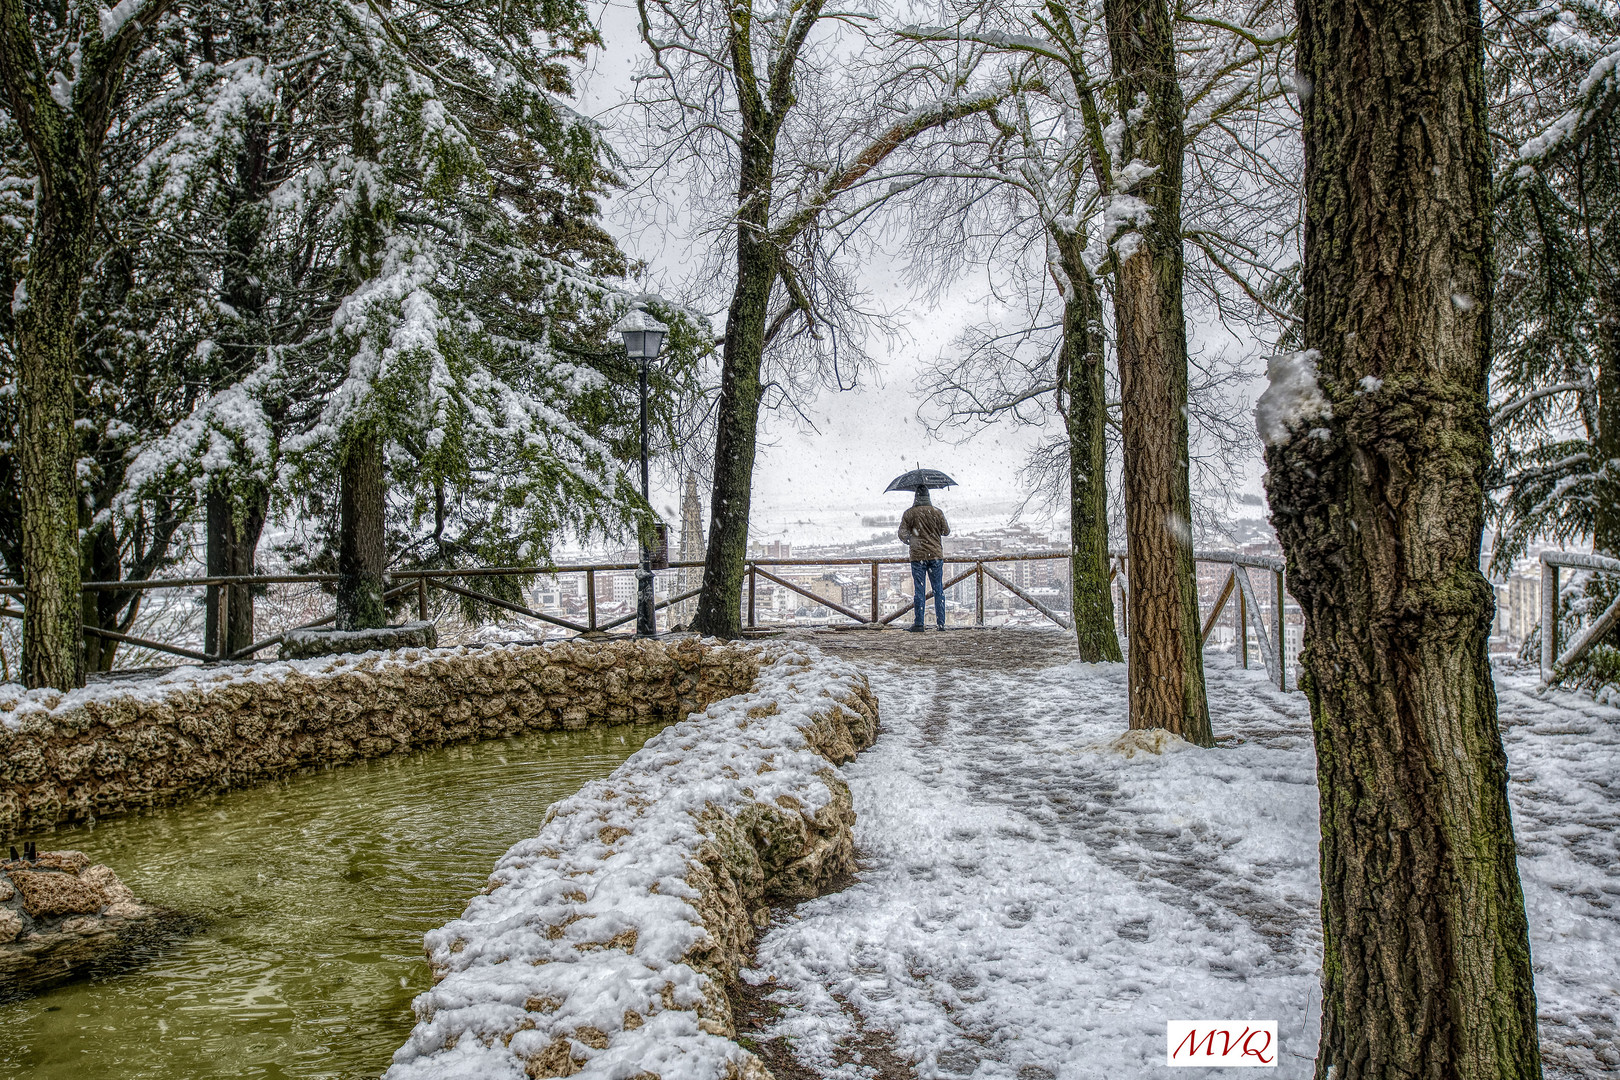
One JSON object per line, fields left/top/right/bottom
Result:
{"left": 623, "top": 0, "right": 1016, "bottom": 636}
{"left": 889, "top": 0, "right": 1293, "bottom": 675}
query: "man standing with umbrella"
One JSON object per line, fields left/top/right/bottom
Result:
{"left": 898, "top": 484, "right": 951, "bottom": 632}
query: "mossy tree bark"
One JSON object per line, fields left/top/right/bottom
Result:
{"left": 1055, "top": 237, "right": 1122, "bottom": 663}
{"left": 337, "top": 433, "right": 387, "bottom": 631}
{"left": 205, "top": 492, "right": 268, "bottom": 654}
{"left": 332, "top": 80, "right": 389, "bottom": 634}
{"left": 1102, "top": 0, "right": 1209, "bottom": 744}
{"left": 689, "top": 0, "right": 818, "bottom": 638}
{"left": 1266, "top": 0, "right": 1542, "bottom": 1075}
{"left": 15, "top": 187, "right": 91, "bottom": 691}
{"left": 690, "top": 232, "right": 775, "bottom": 639}
{"left": 0, "top": 0, "right": 176, "bottom": 689}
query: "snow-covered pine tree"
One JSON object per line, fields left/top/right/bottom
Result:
{"left": 1488, "top": 3, "right": 1620, "bottom": 570}
{"left": 113, "top": 0, "right": 701, "bottom": 637}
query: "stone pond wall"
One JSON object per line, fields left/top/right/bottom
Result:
{"left": 0, "top": 639, "right": 761, "bottom": 840}
{"left": 385, "top": 643, "right": 879, "bottom": 1080}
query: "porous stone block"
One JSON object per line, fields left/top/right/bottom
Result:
{"left": 0, "top": 853, "right": 162, "bottom": 998}
{"left": 10, "top": 868, "right": 106, "bottom": 918}
{"left": 31, "top": 850, "right": 89, "bottom": 874}
{"left": 278, "top": 622, "right": 440, "bottom": 661}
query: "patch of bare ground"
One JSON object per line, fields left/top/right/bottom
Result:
{"left": 731, "top": 866, "right": 917, "bottom": 1080}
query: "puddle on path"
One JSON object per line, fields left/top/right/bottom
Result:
{"left": 0, "top": 722, "right": 665, "bottom": 1079}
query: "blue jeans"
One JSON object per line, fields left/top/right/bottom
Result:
{"left": 911, "top": 559, "right": 945, "bottom": 628}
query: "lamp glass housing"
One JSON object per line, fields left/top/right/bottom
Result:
{"left": 621, "top": 327, "right": 667, "bottom": 359}
{"left": 615, "top": 305, "right": 669, "bottom": 361}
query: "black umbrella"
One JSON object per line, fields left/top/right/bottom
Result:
{"left": 885, "top": 467, "right": 957, "bottom": 492}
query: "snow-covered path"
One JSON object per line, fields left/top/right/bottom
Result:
{"left": 1497, "top": 664, "right": 1620, "bottom": 1074}
{"left": 746, "top": 631, "right": 1619, "bottom": 1079}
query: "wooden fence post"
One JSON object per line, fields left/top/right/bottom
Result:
{"left": 748, "top": 564, "right": 756, "bottom": 629}
{"left": 1118, "top": 559, "right": 1128, "bottom": 639}
{"left": 1239, "top": 585, "right": 1248, "bottom": 669}
{"left": 1541, "top": 559, "right": 1559, "bottom": 681}
{"left": 1274, "top": 567, "right": 1287, "bottom": 691}
{"left": 214, "top": 585, "right": 230, "bottom": 662}
{"left": 871, "top": 561, "right": 879, "bottom": 625}
{"left": 586, "top": 569, "right": 597, "bottom": 632}
{"left": 976, "top": 563, "right": 985, "bottom": 627}
{"left": 417, "top": 576, "right": 429, "bottom": 621}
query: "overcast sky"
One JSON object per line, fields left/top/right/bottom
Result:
{"left": 574, "top": 1, "right": 1275, "bottom": 550}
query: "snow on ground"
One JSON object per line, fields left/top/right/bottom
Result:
{"left": 1497, "top": 662, "right": 1620, "bottom": 1075}
{"left": 749, "top": 631, "right": 1620, "bottom": 1079}
{"left": 386, "top": 644, "right": 874, "bottom": 1080}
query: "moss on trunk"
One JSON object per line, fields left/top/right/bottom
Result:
{"left": 1056, "top": 238, "right": 1122, "bottom": 664}
{"left": 1269, "top": 0, "right": 1542, "bottom": 1074}
{"left": 337, "top": 433, "right": 387, "bottom": 632}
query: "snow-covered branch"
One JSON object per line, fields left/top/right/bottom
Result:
{"left": 1492, "top": 380, "right": 1594, "bottom": 427}
{"left": 1510, "top": 46, "right": 1620, "bottom": 176}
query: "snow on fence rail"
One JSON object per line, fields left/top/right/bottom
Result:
{"left": 0, "top": 550, "right": 1292, "bottom": 689}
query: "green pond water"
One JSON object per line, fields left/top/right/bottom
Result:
{"left": 0, "top": 722, "right": 667, "bottom": 1079}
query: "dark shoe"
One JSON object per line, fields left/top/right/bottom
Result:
{"left": 936, "top": 624, "right": 947, "bottom": 631}
{"left": 905, "top": 624, "right": 925, "bottom": 633}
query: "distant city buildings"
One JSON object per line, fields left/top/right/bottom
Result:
{"left": 516, "top": 516, "right": 1573, "bottom": 666}
{"left": 1496, "top": 574, "right": 1541, "bottom": 649}
{"left": 748, "top": 540, "right": 792, "bottom": 560}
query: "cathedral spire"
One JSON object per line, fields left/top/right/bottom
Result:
{"left": 676, "top": 473, "right": 706, "bottom": 627}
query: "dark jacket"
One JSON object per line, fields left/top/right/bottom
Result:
{"left": 899, "top": 505, "right": 950, "bottom": 561}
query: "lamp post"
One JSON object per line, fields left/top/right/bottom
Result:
{"left": 614, "top": 300, "right": 669, "bottom": 637}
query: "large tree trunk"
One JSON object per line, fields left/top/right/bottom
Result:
{"left": 205, "top": 490, "right": 268, "bottom": 656}
{"left": 16, "top": 187, "right": 93, "bottom": 690}
{"left": 331, "top": 78, "right": 390, "bottom": 635}
{"left": 337, "top": 434, "right": 387, "bottom": 631}
{"left": 691, "top": 106, "right": 778, "bottom": 639}
{"left": 1266, "top": 0, "right": 1542, "bottom": 1075}
{"left": 0, "top": 1, "right": 174, "bottom": 688}
{"left": 1102, "top": 0, "right": 1209, "bottom": 744}
{"left": 1056, "top": 238, "right": 1122, "bottom": 663}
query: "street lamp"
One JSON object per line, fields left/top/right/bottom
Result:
{"left": 614, "top": 300, "right": 669, "bottom": 637}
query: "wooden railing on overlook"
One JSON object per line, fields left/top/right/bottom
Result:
{"left": 0, "top": 550, "right": 1292, "bottom": 690}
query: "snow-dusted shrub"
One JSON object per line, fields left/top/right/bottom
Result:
{"left": 385, "top": 645, "right": 878, "bottom": 1080}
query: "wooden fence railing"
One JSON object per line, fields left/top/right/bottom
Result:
{"left": 0, "top": 549, "right": 1292, "bottom": 689}
{"left": 1539, "top": 549, "right": 1620, "bottom": 683}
